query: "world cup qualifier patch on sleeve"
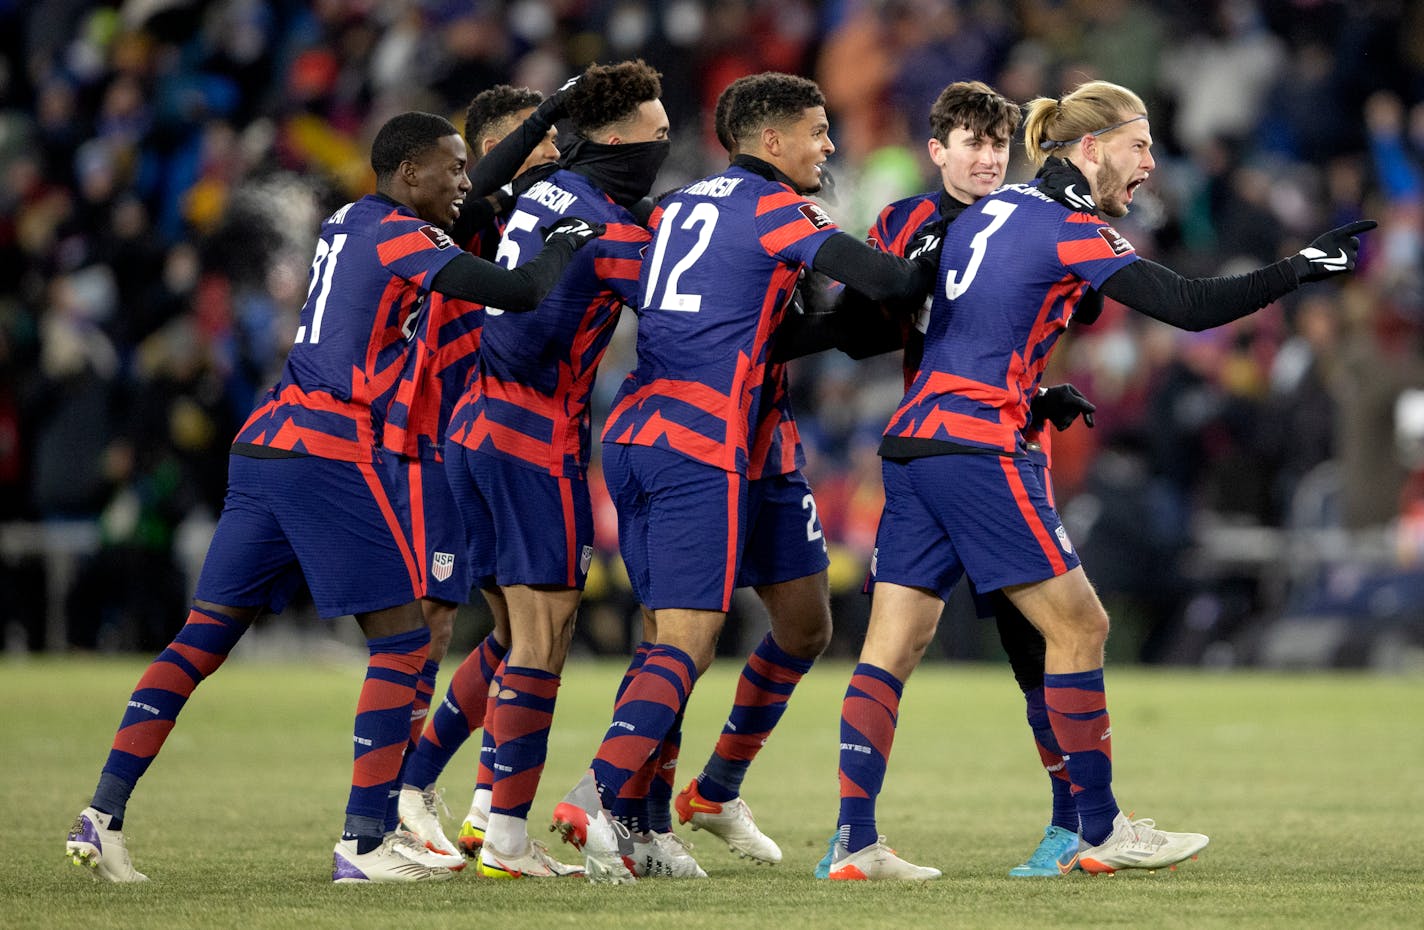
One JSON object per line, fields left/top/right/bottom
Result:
{"left": 798, "top": 203, "right": 835, "bottom": 229}
{"left": 420, "top": 225, "right": 456, "bottom": 249}
{"left": 1097, "top": 225, "right": 1134, "bottom": 255}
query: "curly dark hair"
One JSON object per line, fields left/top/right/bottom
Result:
{"left": 370, "top": 111, "right": 459, "bottom": 184}
{"left": 713, "top": 80, "right": 739, "bottom": 154}
{"left": 564, "top": 59, "right": 662, "bottom": 137}
{"left": 723, "top": 72, "right": 825, "bottom": 149}
{"left": 464, "top": 85, "right": 544, "bottom": 154}
{"left": 928, "top": 81, "right": 1021, "bottom": 145}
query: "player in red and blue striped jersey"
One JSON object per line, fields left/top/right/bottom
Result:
{"left": 440, "top": 59, "right": 667, "bottom": 882}
{"left": 549, "top": 72, "right": 936, "bottom": 882}
{"left": 829, "top": 79, "right": 1373, "bottom": 879}
{"left": 65, "top": 112, "right": 601, "bottom": 885}
{"left": 385, "top": 85, "right": 570, "bottom": 860}
{"left": 780, "top": 82, "right": 1095, "bottom": 880}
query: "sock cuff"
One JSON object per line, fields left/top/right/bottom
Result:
{"left": 189, "top": 604, "right": 246, "bottom": 628}
{"left": 851, "top": 662, "right": 904, "bottom": 699}
{"left": 1043, "top": 668, "right": 1105, "bottom": 692}
{"left": 757, "top": 632, "right": 815, "bottom": 675}
{"left": 366, "top": 625, "right": 432, "bottom": 658}
{"left": 482, "top": 632, "right": 510, "bottom": 662}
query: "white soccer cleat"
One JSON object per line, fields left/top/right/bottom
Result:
{"left": 478, "top": 838, "right": 586, "bottom": 879}
{"left": 674, "top": 780, "right": 781, "bottom": 864}
{"left": 391, "top": 827, "right": 466, "bottom": 871}
{"left": 550, "top": 773, "right": 637, "bottom": 884}
{"left": 398, "top": 785, "right": 463, "bottom": 861}
{"left": 332, "top": 835, "right": 457, "bottom": 883}
{"left": 826, "top": 837, "right": 942, "bottom": 881}
{"left": 66, "top": 807, "right": 148, "bottom": 883}
{"left": 631, "top": 830, "right": 708, "bottom": 878}
{"left": 1077, "top": 812, "right": 1209, "bottom": 874}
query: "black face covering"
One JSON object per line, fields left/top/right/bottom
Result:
{"left": 562, "top": 137, "right": 671, "bottom": 207}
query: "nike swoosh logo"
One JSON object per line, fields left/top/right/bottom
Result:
{"left": 1057, "top": 852, "right": 1080, "bottom": 874}
{"left": 1301, "top": 247, "right": 1348, "bottom": 271}
{"left": 686, "top": 798, "right": 721, "bottom": 813}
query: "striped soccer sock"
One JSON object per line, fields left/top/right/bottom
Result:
{"left": 589, "top": 644, "right": 697, "bottom": 810}
{"left": 1025, "top": 685, "right": 1078, "bottom": 832}
{"left": 1044, "top": 668, "right": 1117, "bottom": 845}
{"left": 487, "top": 667, "right": 561, "bottom": 847}
{"left": 472, "top": 662, "right": 504, "bottom": 813}
{"left": 697, "top": 633, "right": 813, "bottom": 802}
{"left": 403, "top": 632, "right": 506, "bottom": 790}
{"left": 647, "top": 712, "right": 683, "bottom": 833}
{"left": 343, "top": 626, "right": 430, "bottom": 853}
{"left": 836, "top": 663, "right": 903, "bottom": 855}
{"left": 610, "top": 643, "right": 654, "bottom": 830}
{"left": 92, "top": 606, "right": 249, "bottom": 826}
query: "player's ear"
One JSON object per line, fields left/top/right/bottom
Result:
{"left": 927, "top": 137, "right": 946, "bottom": 166}
{"left": 398, "top": 157, "right": 421, "bottom": 187}
{"left": 762, "top": 125, "right": 780, "bottom": 156}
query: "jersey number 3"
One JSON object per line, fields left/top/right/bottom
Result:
{"left": 943, "top": 200, "right": 1016, "bottom": 301}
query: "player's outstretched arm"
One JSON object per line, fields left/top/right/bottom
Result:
{"left": 467, "top": 78, "right": 576, "bottom": 200}
{"left": 811, "top": 230, "right": 937, "bottom": 304}
{"left": 429, "top": 217, "right": 603, "bottom": 312}
{"left": 1098, "top": 220, "right": 1376, "bottom": 331}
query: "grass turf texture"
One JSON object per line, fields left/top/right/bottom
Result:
{"left": 3, "top": 655, "right": 1421, "bottom": 929}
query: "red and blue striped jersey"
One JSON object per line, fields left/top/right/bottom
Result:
{"left": 383, "top": 214, "right": 507, "bottom": 461}
{"left": 446, "top": 169, "right": 650, "bottom": 477}
{"left": 885, "top": 183, "right": 1137, "bottom": 453}
{"left": 602, "top": 165, "right": 841, "bottom": 477}
{"left": 868, "top": 190, "right": 943, "bottom": 256}
{"left": 234, "top": 194, "right": 463, "bottom": 462}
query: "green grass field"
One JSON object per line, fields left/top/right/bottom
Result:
{"left": 3, "top": 655, "right": 1421, "bottom": 929}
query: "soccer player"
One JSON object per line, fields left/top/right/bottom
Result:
{"left": 826, "top": 79, "right": 1373, "bottom": 879}
{"left": 786, "top": 81, "right": 1097, "bottom": 879}
{"left": 64, "top": 111, "right": 602, "bottom": 884}
{"left": 440, "top": 59, "right": 669, "bottom": 881}
{"left": 550, "top": 71, "right": 937, "bottom": 883}
{"left": 390, "top": 83, "right": 570, "bottom": 861}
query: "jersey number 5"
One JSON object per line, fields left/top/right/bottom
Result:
{"left": 644, "top": 201, "right": 719, "bottom": 312}
{"left": 484, "top": 209, "right": 542, "bottom": 317}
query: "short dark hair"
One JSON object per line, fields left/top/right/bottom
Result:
{"left": 464, "top": 85, "right": 544, "bottom": 154}
{"left": 371, "top": 111, "right": 458, "bottom": 183}
{"left": 928, "top": 81, "right": 1021, "bottom": 145}
{"left": 723, "top": 73, "right": 825, "bottom": 149}
{"left": 565, "top": 59, "right": 662, "bottom": 137}
{"left": 713, "top": 80, "right": 739, "bottom": 153}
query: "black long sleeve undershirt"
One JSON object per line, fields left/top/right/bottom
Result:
{"left": 812, "top": 232, "right": 932, "bottom": 303}
{"left": 769, "top": 233, "right": 931, "bottom": 362}
{"left": 428, "top": 235, "right": 578, "bottom": 312}
{"left": 1099, "top": 257, "right": 1300, "bottom": 331}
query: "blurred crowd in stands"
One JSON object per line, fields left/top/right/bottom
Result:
{"left": 3, "top": 0, "right": 1423, "bottom": 665}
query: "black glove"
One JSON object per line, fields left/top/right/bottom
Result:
{"left": 1288, "top": 220, "right": 1377, "bottom": 282}
{"left": 905, "top": 219, "right": 947, "bottom": 262}
{"left": 533, "top": 75, "right": 580, "bottom": 129}
{"left": 543, "top": 216, "right": 605, "bottom": 250}
{"left": 1031, "top": 383, "right": 1096, "bottom": 431}
{"left": 1034, "top": 156, "right": 1097, "bottom": 213}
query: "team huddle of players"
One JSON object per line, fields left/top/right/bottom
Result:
{"left": 65, "top": 59, "right": 1371, "bottom": 885}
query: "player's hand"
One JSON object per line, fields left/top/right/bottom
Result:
{"left": 536, "top": 75, "right": 581, "bottom": 125}
{"left": 543, "top": 216, "right": 605, "bottom": 250}
{"left": 1031, "top": 383, "right": 1096, "bottom": 431}
{"left": 1290, "top": 220, "right": 1377, "bottom": 282}
{"left": 905, "top": 219, "right": 946, "bottom": 263}
{"left": 1035, "top": 157, "right": 1097, "bottom": 213}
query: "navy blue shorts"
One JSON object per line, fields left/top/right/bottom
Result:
{"left": 737, "top": 469, "right": 830, "bottom": 588}
{"left": 194, "top": 454, "right": 420, "bottom": 618}
{"left": 870, "top": 453, "right": 1079, "bottom": 601}
{"left": 382, "top": 454, "right": 472, "bottom": 604}
{"left": 445, "top": 444, "right": 593, "bottom": 589}
{"left": 603, "top": 443, "right": 749, "bottom": 612}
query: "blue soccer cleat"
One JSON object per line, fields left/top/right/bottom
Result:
{"left": 1009, "top": 824, "right": 1083, "bottom": 877}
